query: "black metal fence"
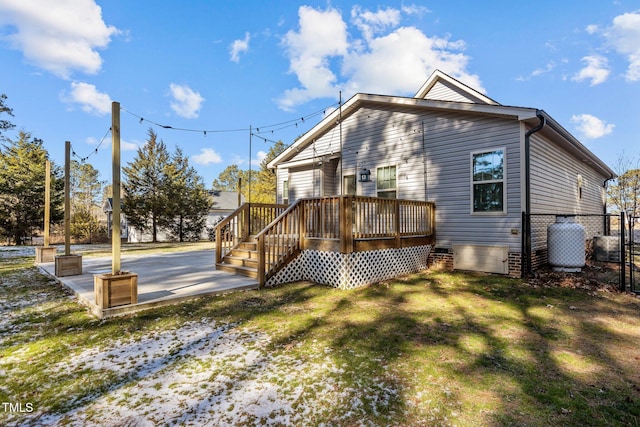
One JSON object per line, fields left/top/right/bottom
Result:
{"left": 625, "top": 215, "right": 639, "bottom": 293}
{"left": 523, "top": 213, "right": 628, "bottom": 290}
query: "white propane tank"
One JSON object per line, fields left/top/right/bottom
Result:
{"left": 547, "top": 215, "right": 585, "bottom": 272}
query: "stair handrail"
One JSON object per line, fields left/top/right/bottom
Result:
{"left": 254, "top": 200, "right": 304, "bottom": 287}
{"left": 215, "top": 203, "right": 249, "bottom": 264}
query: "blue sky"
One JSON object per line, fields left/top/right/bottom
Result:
{"left": 1, "top": 0, "right": 639, "bottom": 188}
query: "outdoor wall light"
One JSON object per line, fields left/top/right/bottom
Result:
{"left": 358, "top": 168, "right": 371, "bottom": 182}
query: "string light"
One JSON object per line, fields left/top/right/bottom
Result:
{"left": 119, "top": 102, "right": 337, "bottom": 138}
{"left": 70, "top": 127, "right": 112, "bottom": 163}
{"left": 67, "top": 101, "right": 337, "bottom": 166}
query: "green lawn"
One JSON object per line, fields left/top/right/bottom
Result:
{"left": 1, "top": 249, "right": 639, "bottom": 426}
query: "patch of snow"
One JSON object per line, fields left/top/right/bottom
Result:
{"left": 7, "top": 319, "right": 401, "bottom": 426}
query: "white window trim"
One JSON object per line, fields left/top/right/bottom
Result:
{"left": 470, "top": 147, "right": 506, "bottom": 215}
{"left": 376, "top": 164, "right": 398, "bottom": 199}
{"left": 282, "top": 179, "right": 289, "bottom": 204}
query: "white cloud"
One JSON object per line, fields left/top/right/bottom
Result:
{"left": 63, "top": 82, "right": 112, "bottom": 115}
{"left": 585, "top": 24, "right": 599, "bottom": 35}
{"left": 256, "top": 150, "right": 267, "bottom": 163}
{"left": 192, "top": 148, "right": 222, "bottom": 165}
{"left": 0, "top": 0, "right": 118, "bottom": 79}
{"left": 606, "top": 11, "right": 640, "bottom": 81}
{"left": 351, "top": 6, "right": 401, "bottom": 41}
{"left": 169, "top": 83, "right": 205, "bottom": 119}
{"left": 572, "top": 55, "right": 610, "bottom": 85}
{"left": 401, "top": 4, "right": 431, "bottom": 16}
{"left": 120, "top": 138, "right": 139, "bottom": 151}
{"left": 230, "top": 32, "right": 250, "bottom": 63}
{"left": 342, "top": 26, "right": 482, "bottom": 96}
{"left": 278, "top": 6, "right": 349, "bottom": 110}
{"left": 571, "top": 113, "right": 615, "bottom": 139}
{"left": 277, "top": 5, "right": 482, "bottom": 110}
{"left": 533, "top": 62, "right": 556, "bottom": 76}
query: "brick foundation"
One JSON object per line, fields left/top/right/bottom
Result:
{"left": 428, "top": 247, "right": 522, "bottom": 277}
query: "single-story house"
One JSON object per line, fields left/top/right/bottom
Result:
{"left": 262, "top": 69, "right": 615, "bottom": 279}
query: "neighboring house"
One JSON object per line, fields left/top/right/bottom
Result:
{"left": 206, "top": 190, "right": 244, "bottom": 229}
{"left": 267, "top": 70, "right": 615, "bottom": 277}
{"left": 102, "top": 198, "right": 129, "bottom": 242}
{"left": 105, "top": 191, "right": 243, "bottom": 243}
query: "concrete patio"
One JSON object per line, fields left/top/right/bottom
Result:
{"left": 37, "top": 249, "right": 259, "bottom": 319}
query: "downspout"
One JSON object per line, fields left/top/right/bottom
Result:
{"left": 523, "top": 111, "right": 546, "bottom": 277}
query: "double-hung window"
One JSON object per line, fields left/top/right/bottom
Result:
{"left": 376, "top": 165, "right": 397, "bottom": 199}
{"left": 471, "top": 149, "right": 505, "bottom": 213}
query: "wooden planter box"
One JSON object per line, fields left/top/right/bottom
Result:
{"left": 55, "top": 254, "right": 83, "bottom": 276}
{"left": 35, "top": 246, "right": 57, "bottom": 263}
{"left": 94, "top": 272, "right": 138, "bottom": 309}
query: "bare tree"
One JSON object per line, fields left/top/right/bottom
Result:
{"left": 608, "top": 152, "right": 640, "bottom": 217}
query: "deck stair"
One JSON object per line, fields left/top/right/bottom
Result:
{"left": 216, "top": 235, "right": 260, "bottom": 278}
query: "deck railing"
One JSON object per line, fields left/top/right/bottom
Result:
{"left": 253, "top": 196, "right": 435, "bottom": 287}
{"left": 214, "top": 203, "right": 287, "bottom": 264}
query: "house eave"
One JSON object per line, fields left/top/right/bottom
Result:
{"left": 268, "top": 94, "right": 539, "bottom": 168}
{"left": 534, "top": 111, "right": 616, "bottom": 178}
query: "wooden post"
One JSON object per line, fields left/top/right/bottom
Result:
{"left": 35, "top": 160, "right": 57, "bottom": 263}
{"left": 111, "top": 101, "right": 121, "bottom": 274}
{"left": 340, "top": 196, "right": 354, "bottom": 253}
{"left": 44, "top": 160, "right": 51, "bottom": 247}
{"left": 299, "top": 202, "right": 306, "bottom": 250}
{"left": 64, "top": 141, "right": 71, "bottom": 256}
{"left": 54, "top": 144, "right": 82, "bottom": 275}
{"left": 215, "top": 224, "right": 222, "bottom": 264}
{"left": 257, "top": 234, "right": 265, "bottom": 288}
{"left": 238, "top": 177, "right": 242, "bottom": 207}
{"left": 394, "top": 200, "right": 401, "bottom": 249}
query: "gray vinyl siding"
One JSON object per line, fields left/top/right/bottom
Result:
{"left": 423, "top": 80, "right": 484, "bottom": 103}
{"left": 296, "top": 103, "right": 524, "bottom": 251}
{"left": 529, "top": 133, "right": 607, "bottom": 215}
{"left": 288, "top": 166, "right": 319, "bottom": 200}
{"left": 421, "top": 111, "right": 522, "bottom": 251}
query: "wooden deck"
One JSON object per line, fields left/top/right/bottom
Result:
{"left": 216, "top": 196, "right": 435, "bottom": 287}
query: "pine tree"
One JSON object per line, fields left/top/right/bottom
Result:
{"left": 0, "top": 132, "right": 64, "bottom": 244}
{"left": 0, "top": 94, "right": 15, "bottom": 140}
{"left": 211, "top": 141, "right": 286, "bottom": 203}
{"left": 164, "top": 148, "right": 212, "bottom": 242}
{"left": 122, "top": 129, "right": 171, "bottom": 242}
{"left": 69, "top": 160, "right": 104, "bottom": 242}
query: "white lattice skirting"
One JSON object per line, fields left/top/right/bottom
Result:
{"left": 266, "top": 245, "right": 432, "bottom": 289}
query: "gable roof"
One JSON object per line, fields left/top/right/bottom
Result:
{"left": 414, "top": 69, "right": 499, "bottom": 105}
{"left": 269, "top": 70, "right": 614, "bottom": 178}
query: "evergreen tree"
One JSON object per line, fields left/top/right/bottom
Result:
{"left": 122, "top": 129, "right": 171, "bottom": 242}
{"left": 211, "top": 141, "right": 286, "bottom": 203}
{"left": 0, "top": 132, "right": 63, "bottom": 244}
{"left": 164, "top": 148, "right": 212, "bottom": 241}
{"left": 70, "top": 160, "right": 104, "bottom": 242}
{"left": 0, "top": 94, "right": 15, "bottom": 141}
